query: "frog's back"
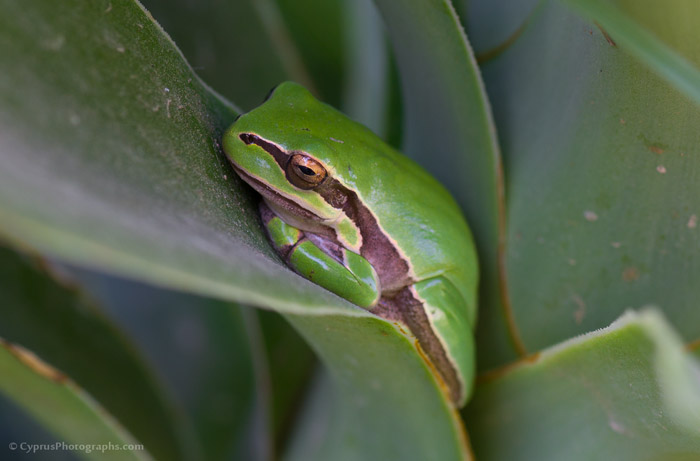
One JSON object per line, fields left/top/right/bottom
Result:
{"left": 350, "top": 134, "right": 478, "bottom": 304}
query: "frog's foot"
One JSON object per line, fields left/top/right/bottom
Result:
{"left": 260, "top": 201, "right": 381, "bottom": 308}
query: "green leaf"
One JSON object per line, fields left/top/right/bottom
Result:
{"left": 140, "top": 0, "right": 311, "bottom": 112}
{"left": 478, "top": 0, "right": 700, "bottom": 358}
{"left": 561, "top": 0, "right": 700, "bottom": 106}
{"left": 0, "top": 0, "right": 351, "bottom": 315}
{"left": 62, "top": 266, "right": 272, "bottom": 461}
{"left": 0, "top": 340, "right": 149, "bottom": 460}
{"left": 462, "top": 0, "right": 541, "bottom": 55}
{"left": 282, "top": 314, "right": 472, "bottom": 461}
{"left": 274, "top": 0, "right": 345, "bottom": 106}
{"left": 256, "top": 310, "right": 316, "bottom": 447}
{"left": 465, "top": 309, "right": 700, "bottom": 460}
{"left": 0, "top": 1, "right": 468, "bottom": 458}
{"left": 0, "top": 245, "right": 194, "bottom": 460}
{"left": 371, "top": 0, "right": 512, "bottom": 368}
{"left": 340, "top": 0, "right": 391, "bottom": 137}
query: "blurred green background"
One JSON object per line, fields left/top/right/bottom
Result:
{"left": 1, "top": 0, "right": 699, "bottom": 459}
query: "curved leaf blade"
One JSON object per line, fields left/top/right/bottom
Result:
{"left": 256, "top": 310, "right": 316, "bottom": 449}
{"left": 466, "top": 309, "right": 700, "bottom": 460}
{"left": 341, "top": 0, "right": 391, "bottom": 137}
{"left": 462, "top": 0, "right": 542, "bottom": 55}
{"left": 562, "top": 0, "right": 700, "bottom": 106}
{"left": 273, "top": 0, "right": 345, "bottom": 106}
{"left": 60, "top": 265, "right": 272, "bottom": 461}
{"left": 0, "top": 245, "right": 194, "bottom": 460}
{"left": 283, "top": 314, "right": 473, "bottom": 461}
{"left": 140, "top": 0, "right": 312, "bottom": 111}
{"left": 0, "top": 0, "right": 354, "bottom": 316}
{"left": 480, "top": 0, "right": 700, "bottom": 355}
{"left": 0, "top": 340, "right": 149, "bottom": 460}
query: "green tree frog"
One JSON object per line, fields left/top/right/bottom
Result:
{"left": 222, "top": 82, "right": 478, "bottom": 406}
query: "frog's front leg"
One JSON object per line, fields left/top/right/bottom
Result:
{"left": 260, "top": 202, "right": 381, "bottom": 308}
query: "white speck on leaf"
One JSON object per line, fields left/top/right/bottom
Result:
{"left": 611, "top": 242, "right": 621, "bottom": 248}
{"left": 116, "top": 45, "right": 125, "bottom": 53}
{"left": 688, "top": 214, "right": 697, "bottom": 229}
{"left": 330, "top": 137, "right": 344, "bottom": 144}
{"left": 608, "top": 419, "right": 626, "bottom": 434}
{"left": 584, "top": 210, "right": 598, "bottom": 222}
{"left": 43, "top": 35, "right": 65, "bottom": 51}
{"left": 345, "top": 355, "right": 359, "bottom": 367}
{"left": 572, "top": 295, "right": 586, "bottom": 324}
{"left": 656, "top": 165, "right": 666, "bottom": 174}
{"left": 354, "top": 396, "right": 368, "bottom": 407}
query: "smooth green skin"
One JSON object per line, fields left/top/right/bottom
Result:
{"left": 222, "top": 82, "right": 479, "bottom": 405}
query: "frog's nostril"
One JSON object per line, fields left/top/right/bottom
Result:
{"left": 238, "top": 133, "right": 289, "bottom": 168}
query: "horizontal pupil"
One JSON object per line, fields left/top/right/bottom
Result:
{"left": 299, "top": 165, "right": 315, "bottom": 176}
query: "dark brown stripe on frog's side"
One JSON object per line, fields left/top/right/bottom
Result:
{"left": 317, "top": 179, "right": 412, "bottom": 293}
{"left": 316, "top": 177, "right": 462, "bottom": 402}
{"left": 376, "top": 288, "right": 462, "bottom": 404}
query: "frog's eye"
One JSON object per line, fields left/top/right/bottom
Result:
{"left": 287, "top": 154, "right": 327, "bottom": 189}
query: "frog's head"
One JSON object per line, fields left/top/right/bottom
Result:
{"left": 222, "top": 82, "right": 361, "bottom": 245}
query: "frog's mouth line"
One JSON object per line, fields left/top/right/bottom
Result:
{"left": 229, "top": 161, "right": 323, "bottom": 223}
